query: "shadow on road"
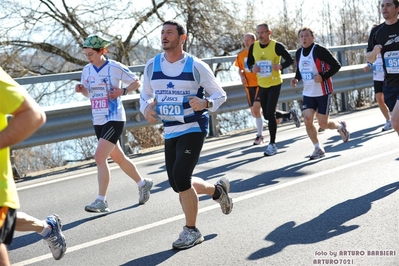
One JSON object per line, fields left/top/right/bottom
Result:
{"left": 9, "top": 204, "right": 140, "bottom": 250}
{"left": 119, "top": 234, "right": 217, "bottom": 266}
{"left": 324, "top": 124, "right": 393, "bottom": 152}
{"left": 247, "top": 181, "right": 399, "bottom": 260}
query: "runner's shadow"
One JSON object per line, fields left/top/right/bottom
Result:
{"left": 228, "top": 154, "right": 339, "bottom": 194}
{"left": 119, "top": 234, "right": 217, "bottom": 265}
{"left": 9, "top": 204, "right": 141, "bottom": 250}
{"left": 248, "top": 182, "right": 399, "bottom": 260}
{"left": 324, "top": 124, "right": 390, "bottom": 152}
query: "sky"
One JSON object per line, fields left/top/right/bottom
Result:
{"left": 47, "top": 0, "right": 382, "bottom": 37}
{"left": 235, "top": 0, "right": 381, "bottom": 33}
{"left": 6, "top": 0, "right": 381, "bottom": 49}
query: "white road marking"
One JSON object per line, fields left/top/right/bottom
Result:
{"left": 13, "top": 147, "right": 399, "bottom": 265}
{"left": 16, "top": 134, "right": 251, "bottom": 191}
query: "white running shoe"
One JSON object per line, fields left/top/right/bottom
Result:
{"left": 214, "top": 177, "right": 233, "bottom": 215}
{"left": 382, "top": 120, "right": 392, "bottom": 131}
{"left": 337, "top": 121, "right": 350, "bottom": 142}
{"left": 290, "top": 108, "right": 301, "bottom": 128}
{"left": 309, "top": 148, "right": 326, "bottom": 160}
{"left": 85, "top": 199, "right": 109, "bottom": 213}
{"left": 172, "top": 226, "right": 204, "bottom": 250}
{"left": 264, "top": 143, "right": 277, "bottom": 156}
{"left": 138, "top": 178, "right": 153, "bottom": 204}
{"left": 43, "top": 214, "right": 67, "bottom": 260}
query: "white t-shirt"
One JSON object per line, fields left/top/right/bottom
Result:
{"left": 81, "top": 59, "right": 138, "bottom": 125}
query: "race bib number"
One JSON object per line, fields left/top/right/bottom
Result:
{"left": 299, "top": 60, "right": 315, "bottom": 85}
{"left": 156, "top": 95, "right": 185, "bottom": 123}
{"left": 384, "top": 50, "right": 399, "bottom": 74}
{"left": 90, "top": 97, "right": 109, "bottom": 115}
{"left": 257, "top": 60, "right": 272, "bottom": 77}
{"left": 302, "top": 72, "right": 314, "bottom": 85}
{"left": 373, "top": 64, "right": 384, "bottom": 72}
{"left": 90, "top": 86, "right": 109, "bottom": 115}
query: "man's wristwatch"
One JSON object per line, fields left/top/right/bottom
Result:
{"left": 206, "top": 99, "right": 213, "bottom": 108}
{"left": 123, "top": 88, "right": 128, "bottom": 95}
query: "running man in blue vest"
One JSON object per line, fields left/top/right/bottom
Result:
{"left": 140, "top": 20, "right": 233, "bottom": 250}
{"left": 290, "top": 27, "right": 349, "bottom": 160}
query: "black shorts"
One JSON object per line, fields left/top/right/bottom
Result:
{"left": 374, "top": 80, "right": 383, "bottom": 94}
{"left": 383, "top": 85, "right": 399, "bottom": 112}
{"left": 94, "top": 121, "right": 125, "bottom": 144}
{"left": 302, "top": 94, "right": 332, "bottom": 115}
{"left": 0, "top": 207, "right": 16, "bottom": 245}
{"left": 245, "top": 86, "right": 261, "bottom": 107}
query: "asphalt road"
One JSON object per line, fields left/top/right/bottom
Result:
{"left": 9, "top": 106, "right": 399, "bottom": 266}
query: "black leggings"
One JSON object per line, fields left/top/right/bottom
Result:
{"left": 164, "top": 132, "right": 206, "bottom": 192}
{"left": 259, "top": 84, "right": 290, "bottom": 143}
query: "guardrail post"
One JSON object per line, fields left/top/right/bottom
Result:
{"left": 280, "top": 102, "right": 289, "bottom": 122}
{"left": 341, "top": 92, "right": 349, "bottom": 111}
{"left": 336, "top": 50, "right": 347, "bottom": 66}
{"left": 208, "top": 114, "right": 220, "bottom": 137}
{"left": 204, "top": 60, "right": 220, "bottom": 137}
{"left": 119, "top": 130, "right": 132, "bottom": 155}
{"left": 324, "top": 49, "right": 350, "bottom": 112}
{"left": 11, "top": 150, "right": 21, "bottom": 180}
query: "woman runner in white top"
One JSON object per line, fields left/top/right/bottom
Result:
{"left": 75, "top": 34, "right": 153, "bottom": 213}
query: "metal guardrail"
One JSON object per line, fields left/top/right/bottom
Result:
{"left": 14, "top": 43, "right": 368, "bottom": 85}
{"left": 11, "top": 43, "right": 371, "bottom": 151}
{"left": 12, "top": 64, "right": 372, "bottom": 150}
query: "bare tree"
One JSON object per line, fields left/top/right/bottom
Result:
{"left": 0, "top": 0, "right": 247, "bottom": 105}
{"left": 0, "top": 0, "right": 243, "bottom": 75}
{"left": 5, "top": 0, "right": 385, "bottom": 175}
{"left": 2, "top": 0, "right": 252, "bottom": 174}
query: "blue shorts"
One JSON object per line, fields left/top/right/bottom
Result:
{"left": 383, "top": 86, "right": 399, "bottom": 112}
{"left": 302, "top": 94, "right": 332, "bottom": 115}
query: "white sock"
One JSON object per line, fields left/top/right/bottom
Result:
{"left": 256, "top": 117, "right": 263, "bottom": 136}
{"left": 314, "top": 143, "right": 321, "bottom": 150}
{"left": 40, "top": 221, "right": 52, "bottom": 238}
{"left": 97, "top": 195, "right": 106, "bottom": 201}
{"left": 137, "top": 179, "right": 146, "bottom": 187}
